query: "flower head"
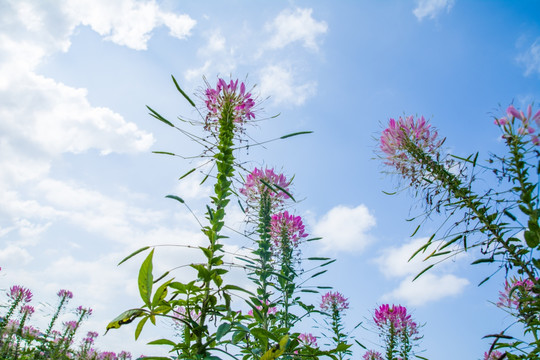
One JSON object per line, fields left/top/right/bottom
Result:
{"left": 484, "top": 350, "right": 504, "bottom": 360}
{"left": 495, "top": 104, "right": 540, "bottom": 146}
{"left": 57, "top": 289, "right": 73, "bottom": 300}
{"left": 374, "top": 304, "right": 417, "bottom": 335}
{"left": 64, "top": 320, "right": 78, "bottom": 332}
{"left": 204, "top": 78, "right": 256, "bottom": 131}
{"left": 20, "top": 305, "right": 35, "bottom": 316}
{"left": 9, "top": 285, "right": 33, "bottom": 303}
{"left": 99, "top": 351, "right": 117, "bottom": 360}
{"left": 76, "top": 305, "right": 93, "bottom": 317}
{"left": 363, "top": 350, "right": 384, "bottom": 360}
{"left": 240, "top": 167, "right": 291, "bottom": 208}
{"left": 298, "top": 333, "right": 318, "bottom": 348}
{"left": 380, "top": 115, "right": 444, "bottom": 186}
{"left": 118, "top": 351, "right": 132, "bottom": 360}
{"left": 497, "top": 277, "right": 535, "bottom": 310}
{"left": 248, "top": 300, "right": 278, "bottom": 316}
{"left": 320, "top": 291, "right": 349, "bottom": 313}
{"left": 270, "top": 211, "right": 308, "bottom": 249}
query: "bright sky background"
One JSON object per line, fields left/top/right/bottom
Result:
{"left": 1, "top": 0, "right": 540, "bottom": 359}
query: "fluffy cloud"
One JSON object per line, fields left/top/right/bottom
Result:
{"left": 517, "top": 38, "right": 540, "bottom": 77}
{"left": 413, "top": 0, "right": 455, "bottom": 21}
{"left": 313, "top": 204, "right": 376, "bottom": 253}
{"left": 266, "top": 8, "right": 328, "bottom": 51}
{"left": 376, "top": 237, "right": 469, "bottom": 306}
{"left": 259, "top": 65, "right": 317, "bottom": 106}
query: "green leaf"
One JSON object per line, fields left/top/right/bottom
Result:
{"left": 152, "top": 280, "right": 172, "bottom": 307}
{"left": 273, "top": 183, "right": 296, "bottom": 202}
{"left": 382, "top": 190, "right": 397, "bottom": 195}
{"left": 410, "top": 224, "right": 421, "bottom": 237}
{"left": 139, "top": 249, "right": 155, "bottom": 307}
{"left": 118, "top": 246, "right": 150, "bottom": 266}
{"left": 216, "top": 323, "right": 231, "bottom": 341}
{"left": 524, "top": 230, "right": 539, "bottom": 248}
{"left": 152, "top": 151, "right": 176, "bottom": 156}
{"left": 307, "top": 257, "right": 330, "bottom": 261}
{"left": 148, "top": 338, "right": 177, "bottom": 346}
{"left": 306, "top": 237, "right": 322, "bottom": 242}
{"left": 106, "top": 309, "right": 144, "bottom": 333}
{"left": 179, "top": 168, "right": 196, "bottom": 180}
{"left": 171, "top": 75, "right": 196, "bottom": 107}
{"left": 147, "top": 106, "right": 174, "bottom": 127}
{"left": 165, "top": 195, "right": 184, "bottom": 204}
{"left": 260, "top": 335, "right": 289, "bottom": 360}
{"left": 135, "top": 316, "right": 148, "bottom": 340}
{"left": 412, "top": 264, "right": 434, "bottom": 281}
{"left": 280, "top": 131, "right": 313, "bottom": 139}
{"left": 471, "top": 258, "right": 494, "bottom": 265}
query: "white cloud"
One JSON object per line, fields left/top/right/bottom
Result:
{"left": 259, "top": 65, "right": 317, "bottom": 106}
{"left": 376, "top": 237, "right": 469, "bottom": 306}
{"left": 413, "top": 0, "right": 455, "bottom": 21}
{"left": 517, "top": 38, "right": 540, "bottom": 77}
{"left": 266, "top": 8, "right": 328, "bottom": 51}
{"left": 313, "top": 204, "right": 376, "bottom": 253}
{"left": 383, "top": 273, "right": 469, "bottom": 306}
{"left": 64, "top": 0, "right": 196, "bottom": 50}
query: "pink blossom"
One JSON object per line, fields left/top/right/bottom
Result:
{"left": 497, "top": 277, "right": 534, "bottom": 309}
{"left": 173, "top": 306, "right": 202, "bottom": 323}
{"left": 204, "top": 78, "right": 256, "bottom": 131}
{"left": 484, "top": 350, "right": 504, "bottom": 360}
{"left": 9, "top": 285, "right": 32, "bottom": 303}
{"left": 380, "top": 115, "right": 444, "bottom": 186}
{"left": 298, "top": 333, "right": 318, "bottom": 348}
{"left": 64, "top": 320, "right": 78, "bottom": 332}
{"left": 76, "top": 305, "right": 93, "bottom": 317}
{"left": 320, "top": 291, "right": 349, "bottom": 313}
{"left": 22, "top": 325, "right": 40, "bottom": 338}
{"left": 57, "top": 289, "right": 73, "bottom": 299}
{"left": 20, "top": 305, "right": 35, "bottom": 316}
{"left": 99, "top": 351, "right": 118, "bottom": 360}
{"left": 497, "top": 104, "right": 540, "bottom": 146}
{"left": 374, "top": 304, "right": 418, "bottom": 335}
{"left": 270, "top": 211, "right": 308, "bottom": 248}
{"left": 363, "top": 350, "right": 384, "bottom": 360}
{"left": 240, "top": 167, "right": 291, "bottom": 207}
{"left": 118, "top": 351, "right": 132, "bottom": 360}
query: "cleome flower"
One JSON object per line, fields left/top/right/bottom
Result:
{"left": 363, "top": 350, "right": 384, "bottom": 360}
{"left": 298, "top": 333, "right": 318, "bottom": 348}
{"left": 380, "top": 115, "right": 444, "bottom": 186}
{"left": 269, "top": 211, "right": 308, "bottom": 249}
{"left": 204, "top": 78, "right": 256, "bottom": 131}
{"left": 9, "top": 285, "right": 33, "bottom": 303}
{"left": 484, "top": 350, "right": 505, "bottom": 360}
{"left": 57, "top": 289, "right": 74, "bottom": 300}
{"left": 374, "top": 304, "right": 418, "bottom": 336}
{"left": 239, "top": 167, "right": 291, "bottom": 208}
{"left": 495, "top": 104, "right": 540, "bottom": 146}
{"left": 497, "top": 277, "right": 535, "bottom": 310}
{"left": 320, "top": 291, "right": 349, "bottom": 313}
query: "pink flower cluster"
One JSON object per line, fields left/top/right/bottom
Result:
{"left": 374, "top": 304, "right": 417, "bottom": 335}
{"left": 270, "top": 211, "right": 308, "bottom": 248}
{"left": 380, "top": 115, "right": 443, "bottom": 185}
{"left": 298, "top": 333, "right": 318, "bottom": 348}
{"left": 484, "top": 350, "right": 504, "bottom": 360}
{"left": 497, "top": 277, "right": 535, "bottom": 309}
{"left": 320, "top": 291, "right": 349, "bottom": 313}
{"left": 173, "top": 306, "right": 202, "bottom": 322}
{"left": 204, "top": 78, "right": 255, "bottom": 130}
{"left": 9, "top": 285, "right": 32, "bottom": 303}
{"left": 20, "top": 305, "right": 34, "bottom": 316}
{"left": 494, "top": 104, "right": 540, "bottom": 146}
{"left": 240, "top": 167, "right": 291, "bottom": 207}
{"left": 363, "top": 350, "right": 384, "bottom": 360}
{"left": 57, "top": 289, "right": 74, "bottom": 300}
{"left": 83, "top": 331, "right": 99, "bottom": 345}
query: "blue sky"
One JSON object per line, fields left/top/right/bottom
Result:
{"left": 1, "top": 0, "right": 540, "bottom": 359}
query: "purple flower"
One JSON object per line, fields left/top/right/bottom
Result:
{"left": 380, "top": 115, "right": 444, "bottom": 186}
{"left": 270, "top": 211, "right": 308, "bottom": 248}
{"left": 298, "top": 333, "right": 318, "bottom": 348}
{"left": 76, "top": 305, "right": 93, "bottom": 317}
{"left": 497, "top": 277, "right": 535, "bottom": 310}
{"left": 240, "top": 167, "right": 291, "bottom": 208}
{"left": 363, "top": 350, "right": 384, "bottom": 360}
{"left": 20, "top": 305, "right": 35, "bottom": 316}
{"left": 204, "top": 78, "right": 256, "bottom": 131}
{"left": 484, "top": 350, "right": 505, "bottom": 360}
{"left": 99, "top": 351, "right": 118, "bottom": 360}
{"left": 57, "top": 289, "right": 73, "bottom": 299}
{"left": 64, "top": 320, "right": 78, "bottom": 332}
{"left": 374, "top": 304, "right": 418, "bottom": 336}
{"left": 496, "top": 104, "right": 540, "bottom": 146}
{"left": 9, "top": 285, "right": 33, "bottom": 303}
{"left": 320, "top": 291, "right": 349, "bottom": 313}
{"left": 118, "top": 351, "right": 132, "bottom": 360}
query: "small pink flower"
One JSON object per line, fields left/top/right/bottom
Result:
{"left": 497, "top": 104, "right": 540, "bottom": 146}
{"left": 76, "top": 305, "right": 93, "bottom": 316}
{"left": 64, "top": 320, "right": 78, "bottom": 332}
{"left": 248, "top": 300, "right": 278, "bottom": 316}
{"left": 320, "top": 291, "right": 349, "bottom": 313}
{"left": 497, "top": 277, "right": 535, "bottom": 310}
{"left": 118, "top": 351, "right": 132, "bottom": 360}
{"left": 298, "top": 333, "right": 318, "bottom": 348}
{"left": 57, "top": 289, "right": 73, "bottom": 300}
{"left": 484, "top": 350, "right": 504, "bottom": 360}
{"left": 20, "top": 305, "right": 35, "bottom": 316}
{"left": 9, "top": 285, "right": 33, "bottom": 303}
{"left": 363, "top": 350, "right": 384, "bottom": 360}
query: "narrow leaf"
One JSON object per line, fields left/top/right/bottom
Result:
{"left": 179, "top": 168, "right": 196, "bottom": 180}
{"left": 171, "top": 75, "right": 196, "bottom": 107}
{"left": 280, "top": 131, "right": 313, "bottom": 139}
{"left": 152, "top": 151, "right": 176, "bottom": 156}
{"left": 165, "top": 195, "right": 185, "bottom": 204}
{"left": 147, "top": 106, "right": 174, "bottom": 127}
{"left": 118, "top": 246, "right": 150, "bottom": 266}
{"left": 412, "top": 264, "right": 434, "bottom": 281}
